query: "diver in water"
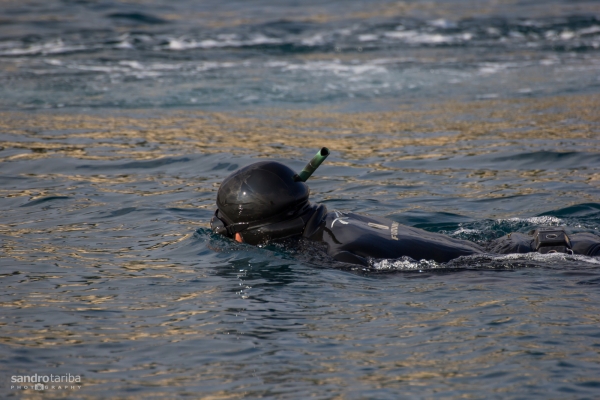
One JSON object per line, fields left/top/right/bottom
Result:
{"left": 210, "top": 148, "right": 600, "bottom": 266}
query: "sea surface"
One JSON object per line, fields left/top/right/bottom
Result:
{"left": 1, "top": 0, "right": 600, "bottom": 398}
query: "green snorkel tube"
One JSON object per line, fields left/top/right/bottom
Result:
{"left": 294, "top": 147, "right": 330, "bottom": 182}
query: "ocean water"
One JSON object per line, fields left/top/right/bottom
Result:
{"left": 1, "top": 0, "right": 600, "bottom": 398}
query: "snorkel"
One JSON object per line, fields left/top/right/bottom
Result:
{"left": 294, "top": 147, "right": 330, "bottom": 182}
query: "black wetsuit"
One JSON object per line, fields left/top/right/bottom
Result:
{"left": 301, "top": 205, "right": 600, "bottom": 266}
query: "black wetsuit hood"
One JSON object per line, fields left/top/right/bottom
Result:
{"left": 211, "top": 161, "right": 315, "bottom": 244}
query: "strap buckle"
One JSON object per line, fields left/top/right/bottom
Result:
{"left": 533, "top": 229, "right": 571, "bottom": 254}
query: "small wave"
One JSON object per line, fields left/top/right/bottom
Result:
{"left": 481, "top": 252, "right": 600, "bottom": 266}
{"left": 0, "top": 14, "right": 598, "bottom": 57}
{"left": 107, "top": 12, "right": 167, "bottom": 25}
{"left": 491, "top": 151, "right": 600, "bottom": 170}
{"left": 498, "top": 216, "right": 564, "bottom": 226}
{"left": 371, "top": 256, "right": 443, "bottom": 271}
{"left": 0, "top": 39, "right": 88, "bottom": 56}
{"left": 46, "top": 59, "right": 237, "bottom": 79}
{"left": 300, "top": 34, "right": 326, "bottom": 46}
{"left": 478, "top": 62, "right": 514, "bottom": 75}
{"left": 20, "top": 196, "right": 71, "bottom": 208}
{"left": 358, "top": 34, "right": 379, "bottom": 42}
{"left": 429, "top": 19, "right": 458, "bottom": 29}
{"left": 541, "top": 203, "right": 600, "bottom": 219}
{"left": 370, "top": 251, "right": 600, "bottom": 272}
{"left": 383, "top": 30, "right": 473, "bottom": 44}
{"left": 165, "top": 35, "right": 283, "bottom": 51}
{"left": 9, "top": 56, "right": 393, "bottom": 100}
{"left": 451, "top": 227, "right": 481, "bottom": 235}
{"left": 77, "top": 157, "right": 191, "bottom": 171}
{"left": 283, "top": 61, "right": 387, "bottom": 75}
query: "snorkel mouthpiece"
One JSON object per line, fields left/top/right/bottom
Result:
{"left": 294, "top": 147, "right": 330, "bottom": 182}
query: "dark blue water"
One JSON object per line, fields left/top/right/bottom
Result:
{"left": 1, "top": 0, "right": 600, "bottom": 398}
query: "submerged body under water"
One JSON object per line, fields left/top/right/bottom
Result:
{"left": 1, "top": 0, "right": 600, "bottom": 398}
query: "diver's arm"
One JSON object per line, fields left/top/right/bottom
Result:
{"left": 489, "top": 230, "right": 600, "bottom": 256}
{"left": 488, "top": 232, "right": 534, "bottom": 254}
{"left": 569, "top": 233, "right": 600, "bottom": 256}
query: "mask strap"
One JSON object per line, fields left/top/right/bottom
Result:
{"left": 212, "top": 201, "right": 311, "bottom": 237}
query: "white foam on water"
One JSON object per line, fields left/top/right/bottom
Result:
{"left": 429, "top": 19, "right": 458, "bottom": 29}
{"left": 370, "top": 57, "right": 417, "bottom": 65}
{"left": 560, "top": 31, "right": 575, "bottom": 40}
{"left": 300, "top": 34, "right": 325, "bottom": 46}
{"left": 498, "top": 216, "right": 564, "bottom": 226}
{"left": 371, "top": 251, "right": 600, "bottom": 271}
{"left": 44, "top": 59, "right": 63, "bottom": 66}
{"left": 119, "top": 61, "right": 144, "bottom": 70}
{"left": 0, "top": 39, "right": 88, "bottom": 56}
{"left": 57, "top": 59, "right": 239, "bottom": 79}
{"left": 479, "top": 61, "right": 528, "bottom": 75}
{"left": 358, "top": 34, "right": 379, "bottom": 42}
{"left": 264, "top": 61, "right": 289, "bottom": 68}
{"left": 371, "top": 257, "right": 442, "bottom": 271}
{"left": 482, "top": 252, "right": 600, "bottom": 266}
{"left": 478, "top": 62, "right": 510, "bottom": 75}
{"left": 166, "top": 35, "right": 282, "bottom": 50}
{"left": 451, "top": 228, "right": 481, "bottom": 235}
{"left": 577, "top": 26, "right": 600, "bottom": 36}
{"left": 384, "top": 30, "right": 473, "bottom": 44}
{"left": 194, "top": 61, "right": 237, "bottom": 72}
{"left": 115, "top": 41, "right": 134, "bottom": 49}
{"left": 283, "top": 60, "right": 387, "bottom": 76}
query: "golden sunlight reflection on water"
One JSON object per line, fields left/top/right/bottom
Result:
{"left": 0, "top": 93, "right": 598, "bottom": 163}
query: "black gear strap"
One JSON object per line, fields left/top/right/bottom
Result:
{"left": 210, "top": 200, "right": 311, "bottom": 238}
